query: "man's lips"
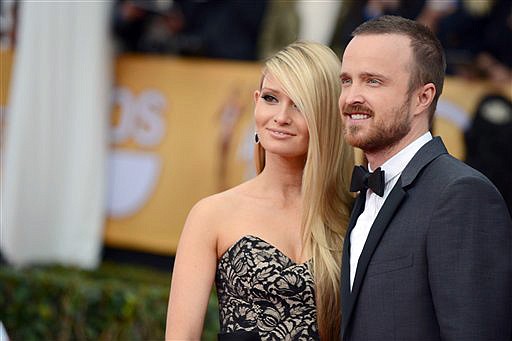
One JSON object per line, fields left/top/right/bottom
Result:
{"left": 344, "top": 112, "right": 371, "bottom": 120}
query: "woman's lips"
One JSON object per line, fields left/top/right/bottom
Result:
{"left": 267, "top": 128, "right": 296, "bottom": 137}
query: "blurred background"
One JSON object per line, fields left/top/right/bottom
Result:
{"left": 0, "top": 0, "right": 511, "bottom": 340}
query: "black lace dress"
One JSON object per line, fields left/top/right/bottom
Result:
{"left": 215, "top": 235, "right": 320, "bottom": 341}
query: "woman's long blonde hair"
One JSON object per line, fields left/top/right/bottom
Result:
{"left": 255, "top": 41, "right": 354, "bottom": 340}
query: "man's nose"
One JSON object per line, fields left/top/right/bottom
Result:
{"left": 342, "top": 84, "right": 365, "bottom": 105}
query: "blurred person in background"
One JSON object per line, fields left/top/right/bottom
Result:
{"left": 330, "top": 0, "right": 425, "bottom": 56}
{"left": 112, "top": 0, "right": 186, "bottom": 54}
{"left": 112, "top": 0, "right": 267, "bottom": 60}
{"left": 465, "top": 94, "right": 512, "bottom": 215}
{"left": 257, "top": 0, "right": 300, "bottom": 60}
{"left": 474, "top": 0, "right": 512, "bottom": 84}
{"left": 258, "top": 0, "right": 345, "bottom": 60}
{"left": 330, "top": 0, "right": 512, "bottom": 85}
{"left": 176, "top": 0, "right": 267, "bottom": 60}
{"left": 419, "top": 0, "right": 512, "bottom": 83}
{"left": 0, "top": 0, "right": 18, "bottom": 49}
{"left": 166, "top": 41, "right": 354, "bottom": 340}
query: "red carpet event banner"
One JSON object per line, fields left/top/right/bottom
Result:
{"left": 0, "top": 50, "right": 509, "bottom": 255}
{"left": 106, "top": 55, "right": 261, "bottom": 254}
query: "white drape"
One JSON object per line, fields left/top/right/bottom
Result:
{"left": 1, "top": 1, "right": 112, "bottom": 268}
{"left": 296, "top": 1, "right": 344, "bottom": 45}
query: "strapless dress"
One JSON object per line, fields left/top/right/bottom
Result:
{"left": 215, "top": 235, "right": 320, "bottom": 340}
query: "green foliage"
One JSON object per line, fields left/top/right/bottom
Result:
{"left": 0, "top": 262, "right": 219, "bottom": 341}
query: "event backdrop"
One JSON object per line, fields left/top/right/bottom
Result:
{"left": 1, "top": 50, "right": 509, "bottom": 256}
{"left": 106, "top": 55, "right": 261, "bottom": 255}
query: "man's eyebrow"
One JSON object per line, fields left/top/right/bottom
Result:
{"left": 340, "top": 72, "right": 350, "bottom": 79}
{"left": 339, "top": 72, "right": 389, "bottom": 80}
{"left": 360, "top": 72, "right": 389, "bottom": 80}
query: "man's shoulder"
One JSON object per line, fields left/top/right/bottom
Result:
{"left": 414, "top": 136, "right": 485, "bottom": 180}
{"left": 426, "top": 153, "right": 500, "bottom": 192}
{"left": 434, "top": 153, "right": 487, "bottom": 177}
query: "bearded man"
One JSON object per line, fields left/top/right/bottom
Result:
{"left": 338, "top": 15, "right": 512, "bottom": 341}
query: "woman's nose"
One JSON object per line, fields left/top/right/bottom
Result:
{"left": 273, "top": 105, "right": 293, "bottom": 124}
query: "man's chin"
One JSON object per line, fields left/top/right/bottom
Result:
{"left": 345, "top": 136, "right": 382, "bottom": 154}
{"left": 343, "top": 132, "right": 365, "bottom": 149}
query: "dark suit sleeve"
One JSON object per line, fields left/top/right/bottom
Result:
{"left": 426, "top": 175, "right": 512, "bottom": 340}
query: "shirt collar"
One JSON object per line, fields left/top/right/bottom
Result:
{"left": 369, "top": 132, "right": 432, "bottom": 184}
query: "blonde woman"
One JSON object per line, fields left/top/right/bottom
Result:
{"left": 166, "top": 41, "right": 354, "bottom": 340}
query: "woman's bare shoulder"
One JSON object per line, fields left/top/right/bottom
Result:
{"left": 186, "top": 180, "right": 256, "bottom": 227}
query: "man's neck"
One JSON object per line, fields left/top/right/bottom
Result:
{"left": 366, "top": 130, "right": 429, "bottom": 169}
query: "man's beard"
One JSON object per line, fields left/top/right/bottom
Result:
{"left": 343, "top": 99, "right": 412, "bottom": 154}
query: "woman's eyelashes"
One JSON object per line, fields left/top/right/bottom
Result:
{"left": 261, "top": 93, "right": 300, "bottom": 112}
{"left": 261, "top": 93, "right": 278, "bottom": 103}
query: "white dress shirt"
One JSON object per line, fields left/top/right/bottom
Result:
{"left": 349, "top": 132, "right": 433, "bottom": 290}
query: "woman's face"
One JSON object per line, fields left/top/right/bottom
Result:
{"left": 254, "top": 73, "right": 309, "bottom": 160}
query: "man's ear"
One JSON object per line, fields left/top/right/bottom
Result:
{"left": 413, "top": 83, "right": 436, "bottom": 116}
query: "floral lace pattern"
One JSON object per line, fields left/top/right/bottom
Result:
{"left": 216, "top": 235, "right": 320, "bottom": 340}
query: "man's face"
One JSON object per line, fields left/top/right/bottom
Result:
{"left": 338, "top": 33, "right": 415, "bottom": 154}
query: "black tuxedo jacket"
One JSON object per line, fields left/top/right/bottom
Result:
{"left": 340, "top": 137, "right": 512, "bottom": 340}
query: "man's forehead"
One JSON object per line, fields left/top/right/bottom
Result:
{"left": 342, "top": 34, "right": 412, "bottom": 66}
{"left": 344, "top": 33, "right": 411, "bottom": 57}
{"left": 349, "top": 32, "right": 411, "bottom": 44}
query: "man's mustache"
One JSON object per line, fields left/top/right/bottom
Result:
{"left": 343, "top": 104, "right": 374, "bottom": 115}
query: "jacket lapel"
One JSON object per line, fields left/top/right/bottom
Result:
{"left": 341, "top": 136, "right": 449, "bottom": 337}
{"left": 341, "top": 191, "right": 366, "bottom": 327}
{"left": 341, "top": 183, "right": 405, "bottom": 336}
{"left": 349, "top": 182, "right": 406, "bottom": 306}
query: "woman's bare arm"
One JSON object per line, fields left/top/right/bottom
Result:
{"left": 165, "top": 199, "right": 219, "bottom": 340}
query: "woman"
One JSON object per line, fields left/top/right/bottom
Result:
{"left": 166, "top": 41, "right": 354, "bottom": 340}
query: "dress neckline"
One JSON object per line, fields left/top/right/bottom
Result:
{"left": 218, "top": 234, "right": 312, "bottom": 266}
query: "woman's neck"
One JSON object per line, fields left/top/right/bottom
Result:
{"left": 255, "top": 154, "right": 305, "bottom": 205}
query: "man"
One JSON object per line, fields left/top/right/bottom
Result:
{"left": 339, "top": 15, "right": 512, "bottom": 340}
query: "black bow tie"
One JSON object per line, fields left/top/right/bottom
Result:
{"left": 350, "top": 165, "right": 385, "bottom": 197}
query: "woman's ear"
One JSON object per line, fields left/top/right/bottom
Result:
{"left": 254, "top": 90, "right": 260, "bottom": 104}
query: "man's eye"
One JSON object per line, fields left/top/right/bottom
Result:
{"left": 341, "top": 78, "right": 351, "bottom": 85}
{"left": 368, "top": 79, "right": 381, "bottom": 85}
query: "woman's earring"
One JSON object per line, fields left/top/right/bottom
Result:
{"left": 254, "top": 132, "right": 260, "bottom": 144}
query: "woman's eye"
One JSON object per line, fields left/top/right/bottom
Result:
{"left": 262, "top": 94, "right": 277, "bottom": 103}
